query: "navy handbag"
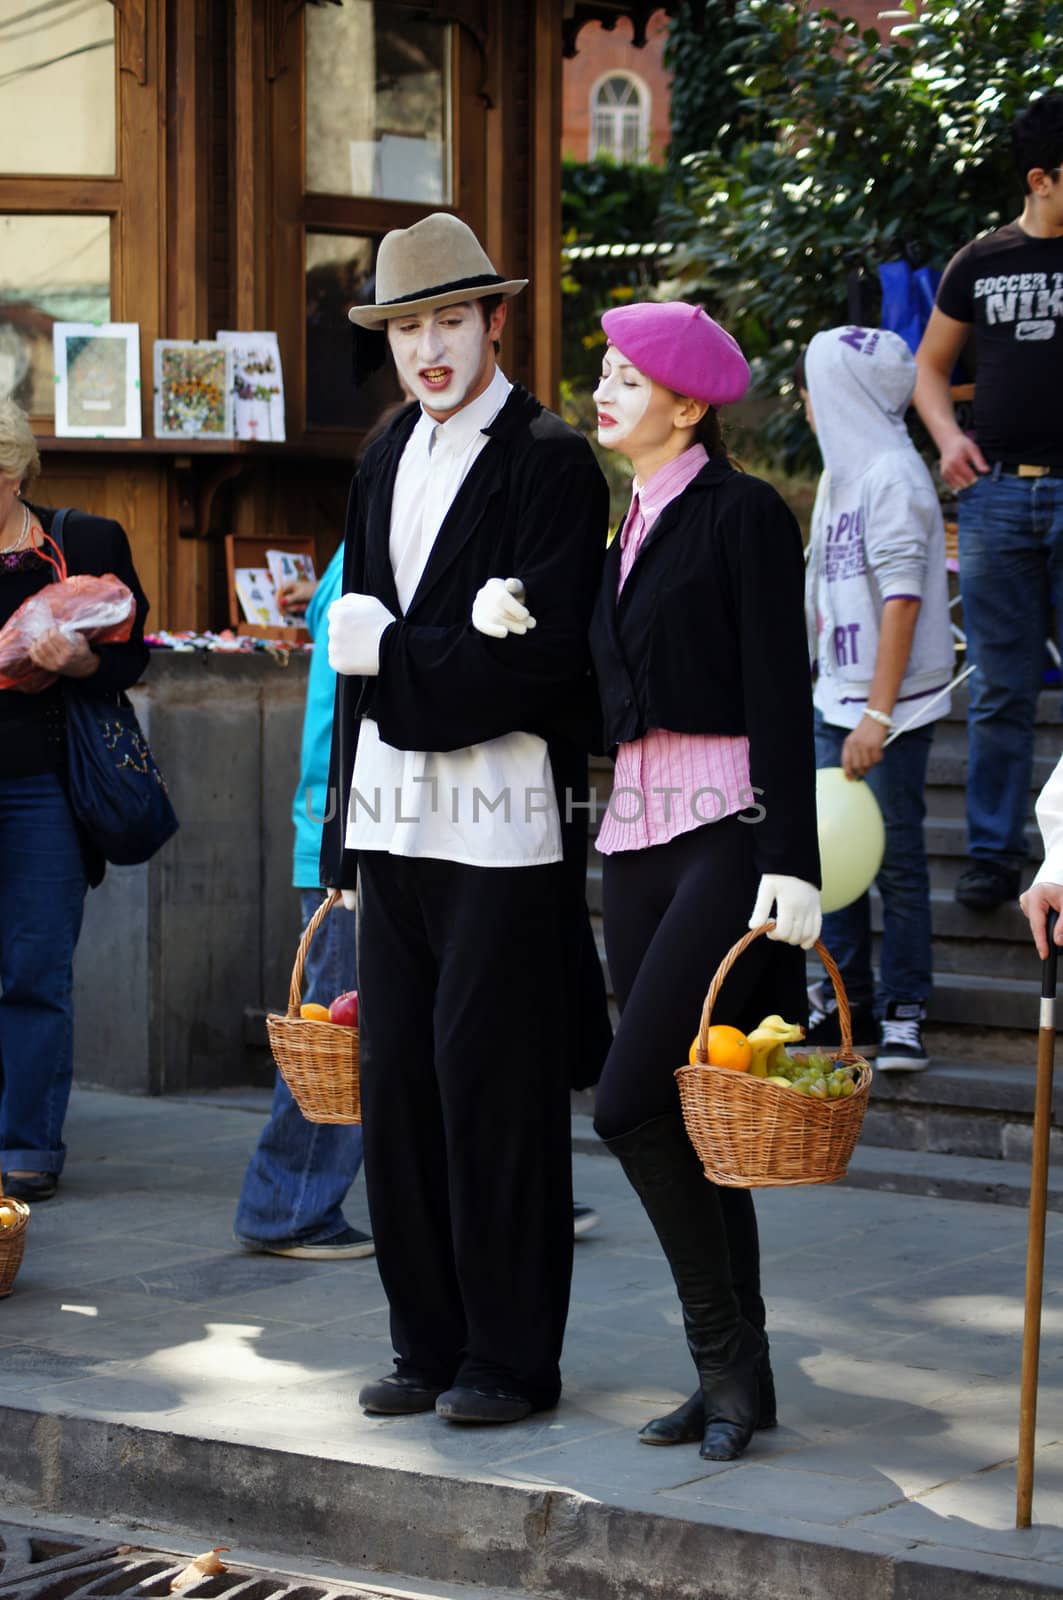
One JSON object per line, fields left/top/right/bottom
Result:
{"left": 49, "top": 509, "right": 179, "bottom": 866}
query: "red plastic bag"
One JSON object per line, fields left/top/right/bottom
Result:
{"left": 0, "top": 532, "right": 135, "bottom": 693}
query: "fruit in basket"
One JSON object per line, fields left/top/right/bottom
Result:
{"left": 764, "top": 1075, "right": 792, "bottom": 1087}
{"left": 328, "top": 990, "right": 359, "bottom": 1027}
{"left": 299, "top": 1002, "right": 331, "bottom": 1021}
{"left": 746, "top": 1015, "right": 805, "bottom": 1076}
{"left": 687, "top": 1025, "right": 753, "bottom": 1070}
{"left": 0, "top": 1203, "right": 18, "bottom": 1228}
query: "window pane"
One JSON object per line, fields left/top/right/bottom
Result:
{"left": 0, "top": 0, "right": 116, "bottom": 176}
{"left": 306, "top": 231, "right": 402, "bottom": 430}
{"left": 306, "top": 1, "right": 452, "bottom": 204}
{"left": 0, "top": 214, "right": 111, "bottom": 414}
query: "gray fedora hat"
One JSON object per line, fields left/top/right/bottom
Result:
{"left": 348, "top": 213, "right": 527, "bottom": 327}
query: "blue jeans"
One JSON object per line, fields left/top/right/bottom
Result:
{"left": 958, "top": 467, "right": 1063, "bottom": 868}
{"left": 814, "top": 710, "right": 934, "bottom": 1010}
{"left": 0, "top": 773, "right": 87, "bottom": 1176}
{"left": 234, "top": 890, "right": 365, "bottom": 1245}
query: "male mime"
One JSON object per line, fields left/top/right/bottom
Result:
{"left": 320, "top": 214, "right": 610, "bottom": 1423}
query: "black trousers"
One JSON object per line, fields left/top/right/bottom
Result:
{"left": 357, "top": 851, "right": 574, "bottom": 1409}
{"left": 595, "top": 817, "right": 809, "bottom": 1334}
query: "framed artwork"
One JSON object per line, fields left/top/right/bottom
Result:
{"left": 53, "top": 322, "right": 142, "bottom": 439}
{"left": 217, "top": 330, "right": 286, "bottom": 441}
{"left": 153, "top": 339, "right": 234, "bottom": 439}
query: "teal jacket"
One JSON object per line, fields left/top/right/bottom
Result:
{"left": 292, "top": 543, "right": 345, "bottom": 888}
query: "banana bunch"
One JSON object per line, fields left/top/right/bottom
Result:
{"left": 746, "top": 1014, "right": 805, "bottom": 1077}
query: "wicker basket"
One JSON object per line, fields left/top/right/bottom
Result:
{"left": 266, "top": 890, "right": 361, "bottom": 1124}
{"left": 675, "top": 922, "right": 871, "bottom": 1188}
{"left": 0, "top": 1173, "right": 30, "bottom": 1298}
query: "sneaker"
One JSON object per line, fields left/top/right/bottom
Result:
{"left": 237, "top": 1225, "right": 375, "bottom": 1260}
{"left": 954, "top": 861, "right": 1021, "bottom": 911}
{"left": 803, "top": 982, "right": 878, "bottom": 1056}
{"left": 573, "top": 1202, "right": 600, "bottom": 1238}
{"left": 877, "top": 1001, "right": 929, "bottom": 1073}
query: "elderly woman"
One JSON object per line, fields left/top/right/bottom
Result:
{"left": 474, "top": 302, "right": 821, "bottom": 1461}
{"left": 0, "top": 398, "right": 149, "bottom": 1201}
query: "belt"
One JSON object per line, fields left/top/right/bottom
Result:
{"left": 996, "top": 462, "right": 1063, "bottom": 479}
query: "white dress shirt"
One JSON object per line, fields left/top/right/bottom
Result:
{"left": 346, "top": 367, "right": 563, "bottom": 867}
{"left": 1034, "top": 751, "right": 1063, "bottom": 886}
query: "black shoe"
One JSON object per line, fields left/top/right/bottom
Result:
{"left": 1, "top": 1173, "right": 58, "bottom": 1202}
{"left": 573, "top": 1202, "right": 600, "bottom": 1238}
{"left": 358, "top": 1374, "right": 446, "bottom": 1415}
{"left": 435, "top": 1385, "right": 536, "bottom": 1424}
{"left": 804, "top": 982, "right": 877, "bottom": 1056}
{"left": 236, "top": 1225, "right": 375, "bottom": 1260}
{"left": 877, "top": 1001, "right": 929, "bottom": 1073}
{"left": 955, "top": 861, "right": 1021, "bottom": 911}
{"left": 639, "top": 1353, "right": 778, "bottom": 1446}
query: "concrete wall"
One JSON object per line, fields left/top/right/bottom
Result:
{"left": 73, "top": 650, "right": 308, "bottom": 1094}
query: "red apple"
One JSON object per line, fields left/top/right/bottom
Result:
{"left": 328, "top": 990, "right": 359, "bottom": 1027}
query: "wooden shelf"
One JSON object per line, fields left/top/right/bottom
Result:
{"left": 36, "top": 433, "right": 358, "bottom": 461}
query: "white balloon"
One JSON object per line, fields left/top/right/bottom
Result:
{"left": 816, "top": 767, "right": 886, "bottom": 914}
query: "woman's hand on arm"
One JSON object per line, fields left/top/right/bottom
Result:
{"left": 28, "top": 626, "right": 100, "bottom": 679}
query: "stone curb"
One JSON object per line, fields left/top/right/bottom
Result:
{"left": 2, "top": 1403, "right": 1062, "bottom": 1600}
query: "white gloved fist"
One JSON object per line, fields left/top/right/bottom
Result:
{"left": 327, "top": 592, "right": 394, "bottom": 676}
{"left": 472, "top": 577, "right": 536, "bottom": 639}
{"left": 749, "top": 875, "right": 822, "bottom": 950}
{"left": 339, "top": 889, "right": 357, "bottom": 912}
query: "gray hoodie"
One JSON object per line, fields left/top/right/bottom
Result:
{"left": 804, "top": 325, "right": 954, "bottom": 731}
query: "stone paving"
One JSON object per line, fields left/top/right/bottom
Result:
{"left": 2, "top": 1087, "right": 1063, "bottom": 1597}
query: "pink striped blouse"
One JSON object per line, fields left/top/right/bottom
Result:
{"left": 596, "top": 444, "right": 752, "bottom": 856}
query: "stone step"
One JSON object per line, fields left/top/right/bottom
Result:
{"left": 922, "top": 816, "right": 1042, "bottom": 860}
{"left": 926, "top": 971, "right": 1045, "bottom": 1031}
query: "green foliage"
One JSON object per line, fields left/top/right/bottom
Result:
{"left": 562, "top": 158, "right": 667, "bottom": 244}
{"left": 664, "top": 0, "right": 1063, "bottom": 469}
{"left": 561, "top": 159, "right": 670, "bottom": 390}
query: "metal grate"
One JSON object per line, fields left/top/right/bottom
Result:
{"left": 0, "top": 1522, "right": 391, "bottom": 1599}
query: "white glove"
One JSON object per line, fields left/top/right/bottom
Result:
{"left": 340, "top": 889, "right": 357, "bottom": 912}
{"left": 472, "top": 577, "right": 536, "bottom": 638}
{"left": 749, "top": 875, "right": 822, "bottom": 950}
{"left": 327, "top": 593, "right": 394, "bottom": 676}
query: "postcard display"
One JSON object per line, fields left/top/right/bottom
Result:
{"left": 218, "top": 331, "right": 286, "bottom": 441}
{"left": 154, "top": 340, "right": 235, "bottom": 439}
{"left": 53, "top": 323, "right": 142, "bottom": 439}
{"left": 234, "top": 548, "right": 316, "bottom": 627}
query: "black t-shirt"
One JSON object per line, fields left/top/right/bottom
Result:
{"left": 936, "top": 222, "right": 1063, "bottom": 465}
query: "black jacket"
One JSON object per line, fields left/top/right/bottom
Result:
{"left": 30, "top": 505, "right": 152, "bottom": 887}
{"left": 319, "top": 383, "right": 613, "bottom": 1086}
{"left": 589, "top": 456, "right": 820, "bottom": 886}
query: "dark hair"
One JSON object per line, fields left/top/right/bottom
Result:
{"left": 477, "top": 293, "right": 504, "bottom": 355}
{"left": 1012, "top": 93, "right": 1063, "bottom": 192}
{"left": 692, "top": 404, "right": 741, "bottom": 468}
{"left": 792, "top": 347, "right": 807, "bottom": 391}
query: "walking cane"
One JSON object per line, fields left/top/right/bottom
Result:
{"left": 1017, "top": 906, "right": 1059, "bottom": 1528}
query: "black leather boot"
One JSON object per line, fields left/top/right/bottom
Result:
{"left": 638, "top": 1348, "right": 777, "bottom": 1447}
{"left": 605, "top": 1114, "right": 762, "bottom": 1462}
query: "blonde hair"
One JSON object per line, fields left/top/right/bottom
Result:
{"left": 0, "top": 397, "right": 40, "bottom": 491}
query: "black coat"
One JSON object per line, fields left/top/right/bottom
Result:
{"left": 319, "top": 383, "right": 613, "bottom": 1085}
{"left": 31, "top": 505, "right": 152, "bottom": 886}
{"left": 589, "top": 456, "right": 821, "bottom": 887}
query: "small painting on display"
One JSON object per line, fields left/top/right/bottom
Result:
{"left": 53, "top": 322, "right": 142, "bottom": 439}
{"left": 217, "top": 330, "right": 286, "bottom": 441}
{"left": 154, "top": 340, "right": 233, "bottom": 438}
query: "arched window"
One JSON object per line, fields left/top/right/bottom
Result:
{"left": 589, "top": 72, "right": 650, "bottom": 164}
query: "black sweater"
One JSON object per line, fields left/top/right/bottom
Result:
{"left": 0, "top": 506, "right": 150, "bottom": 781}
{"left": 589, "top": 455, "right": 821, "bottom": 887}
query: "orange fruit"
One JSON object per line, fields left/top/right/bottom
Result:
{"left": 693, "top": 1024, "right": 752, "bottom": 1072}
{"left": 299, "top": 1002, "right": 331, "bottom": 1021}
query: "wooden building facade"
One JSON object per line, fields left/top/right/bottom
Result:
{"left": 1, "top": 0, "right": 677, "bottom": 632}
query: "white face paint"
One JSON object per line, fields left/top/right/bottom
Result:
{"left": 592, "top": 345, "right": 652, "bottom": 449}
{"left": 387, "top": 302, "right": 493, "bottom": 417}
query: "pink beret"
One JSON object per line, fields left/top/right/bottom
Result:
{"left": 600, "top": 301, "right": 751, "bottom": 407}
